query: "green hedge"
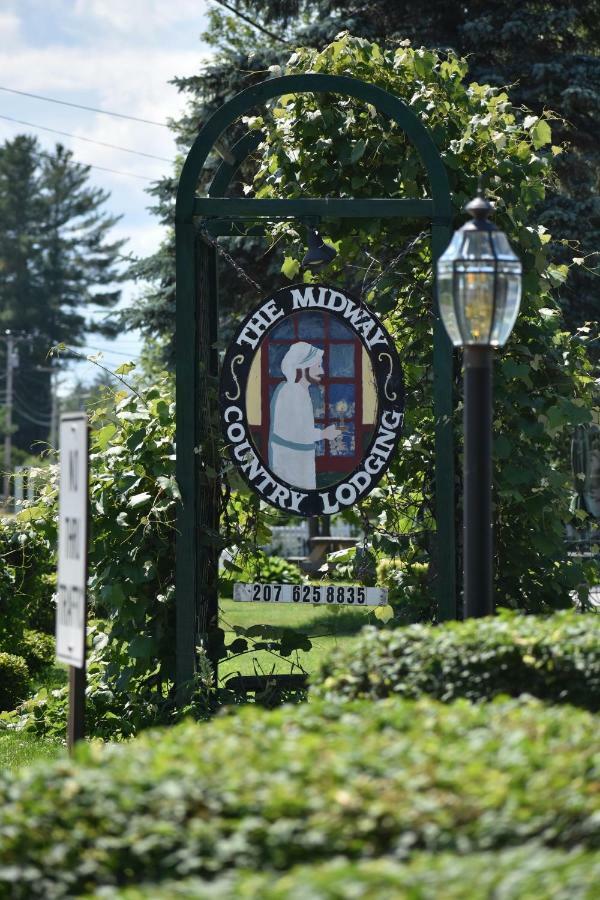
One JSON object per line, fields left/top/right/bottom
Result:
{"left": 219, "top": 551, "right": 303, "bottom": 599}
{"left": 314, "top": 610, "right": 600, "bottom": 709}
{"left": 0, "top": 697, "right": 598, "bottom": 897}
{"left": 17, "top": 630, "right": 54, "bottom": 677}
{"left": 89, "top": 848, "right": 600, "bottom": 899}
{"left": 0, "top": 653, "right": 29, "bottom": 712}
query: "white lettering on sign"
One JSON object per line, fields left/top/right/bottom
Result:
{"left": 235, "top": 299, "right": 284, "bottom": 350}
{"left": 56, "top": 414, "right": 88, "bottom": 668}
{"left": 290, "top": 285, "right": 387, "bottom": 350}
{"left": 221, "top": 400, "right": 403, "bottom": 516}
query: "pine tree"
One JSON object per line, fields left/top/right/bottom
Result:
{"left": 0, "top": 135, "right": 125, "bottom": 454}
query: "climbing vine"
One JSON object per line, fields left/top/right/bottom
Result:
{"left": 243, "top": 33, "right": 596, "bottom": 610}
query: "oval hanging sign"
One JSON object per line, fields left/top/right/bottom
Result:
{"left": 219, "top": 283, "right": 404, "bottom": 516}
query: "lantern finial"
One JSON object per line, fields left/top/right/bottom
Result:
{"left": 464, "top": 177, "right": 495, "bottom": 225}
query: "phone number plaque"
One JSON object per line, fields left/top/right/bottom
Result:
{"left": 233, "top": 582, "right": 387, "bottom": 606}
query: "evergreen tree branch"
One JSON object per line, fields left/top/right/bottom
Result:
{"left": 212, "top": 0, "right": 293, "bottom": 45}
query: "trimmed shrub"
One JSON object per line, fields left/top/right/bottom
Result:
{"left": 18, "top": 630, "right": 55, "bottom": 676}
{"left": 0, "top": 653, "right": 29, "bottom": 712}
{"left": 219, "top": 551, "right": 303, "bottom": 599}
{"left": 314, "top": 610, "right": 600, "bottom": 709}
{"left": 0, "top": 514, "right": 56, "bottom": 643}
{"left": 87, "top": 848, "right": 600, "bottom": 899}
{"left": 0, "top": 697, "right": 598, "bottom": 897}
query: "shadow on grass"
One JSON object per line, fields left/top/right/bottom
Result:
{"left": 306, "top": 608, "right": 371, "bottom": 637}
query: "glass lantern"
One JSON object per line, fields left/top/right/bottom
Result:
{"left": 437, "top": 195, "right": 522, "bottom": 347}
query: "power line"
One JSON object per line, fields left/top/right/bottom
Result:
{"left": 80, "top": 344, "right": 141, "bottom": 358}
{"left": 13, "top": 393, "right": 52, "bottom": 426}
{"left": 14, "top": 406, "right": 52, "bottom": 427}
{"left": 212, "top": 0, "right": 292, "bottom": 45}
{"left": 14, "top": 391, "right": 52, "bottom": 416}
{"left": 0, "top": 113, "right": 173, "bottom": 162}
{"left": 43, "top": 156, "right": 154, "bottom": 183}
{"left": 32, "top": 141, "right": 155, "bottom": 182}
{"left": 0, "top": 122, "right": 158, "bottom": 182}
{"left": 0, "top": 85, "right": 168, "bottom": 128}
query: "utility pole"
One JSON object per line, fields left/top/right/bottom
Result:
{"left": 34, "top": 365, "right": 60, "bottom": 449}
{"left": 50, "top": 369, "right": 59, "bottom": 450}
{"left": 2, "top": 331, "right": 17, "bottom": 504}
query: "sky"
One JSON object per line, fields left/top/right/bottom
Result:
{"left": 0, "top": 0, "right": 212, "bottom": 391}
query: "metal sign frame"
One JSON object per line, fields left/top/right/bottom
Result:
{"left": 175, "top": 73, "right": 456, "bottom": 694}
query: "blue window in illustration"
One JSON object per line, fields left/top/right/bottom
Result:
{"left": 270, "top": 318, "right": 295, "bottom": 340}
{"left": 309, "top": 384, "right": 325, "bottom": 419}
{"left": 328, "top": 383, "right": 356, "bottom": 420}
{"left": 329, "top": 343, "right": 355, "bottom": 377}
{"left": 268, "top": 342, "right": 291, "bottom": 377}
{"left": 297, "top": 312, "right": 325, "bottom": 339}
{"left": 329, "top": 318, "right": 353, "bottom": 339}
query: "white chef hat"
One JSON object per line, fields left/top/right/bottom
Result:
{"left": 280, "top": 341, "right": 324, "bottom": 382}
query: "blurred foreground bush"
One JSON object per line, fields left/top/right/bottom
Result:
{"left": 84, "top": 848, "right": 600, "bottom": 899}
{"left": 0, "top": 697, "right": 598, "bottom": 897}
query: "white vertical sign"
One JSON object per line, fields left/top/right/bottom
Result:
{"left": 56, "top": 413, "right": 88, "bottom": 668}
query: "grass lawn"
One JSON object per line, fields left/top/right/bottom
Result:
{"left": 0, "top": 732, "right": 64, "bottom": 771}
{"left": 218, "top": 597, "right": 375, "bottom": 684}
{"left": 1, "top": 665, "right": 67, "bottom": 772}
{"left": 1, "top": 602, "right": 369, "bottom": 768}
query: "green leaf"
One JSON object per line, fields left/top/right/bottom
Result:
{"left": 95, "top": 424, "right": 117, "bottom": 451}
{"left": 531, "top": 119, "right": 552, "bottom": 149}
{"left": 374, "top": 605, "right": 394, "bottom": 623}
{"left": 350, "top": 139, "right": 367, "bottom": 163}
{"left": 114, "top": 362, "right": 136, "bottom": 376}
{"left": 281, "top": 257, "right": 300, "bottom": 280}
{"left": 128, "top": 635, "right": 155, "bottom": 659}
{"left": 495, "top": 435, "right": 512, "bottom": 459}
{"left": 128, "top": 492, "right": 152, "bottom": 508}
{"left": 546, "top": 263, "right": 569, "bottom": 286}
{"left": 15, "top": 505, "right": 46, "bottom": 523}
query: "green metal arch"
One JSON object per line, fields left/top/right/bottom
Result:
{"left": 175, "top": 72, "right": 457, "bottom": 697}
{"left": 208, "top": 130, "right": 263, "bottom": 199}
{"left": 176, "top": 73, "right": 452, "bottom": 220}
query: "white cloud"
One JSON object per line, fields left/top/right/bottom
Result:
{"left": 0, "top": 10, "right": 21, "bottom": 40}
{"left": 0, "top": 1, "right": 214, "bottom": 382}
{"left": 72, "top": 0, "right": 209, "bottom": 40}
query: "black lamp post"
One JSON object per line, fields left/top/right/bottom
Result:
{"left": 437, "top": 189, "right": 522, "bottom": 617}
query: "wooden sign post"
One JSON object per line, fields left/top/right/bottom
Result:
{"left": 55, "top": 412, "right": 89, "bottom": 753}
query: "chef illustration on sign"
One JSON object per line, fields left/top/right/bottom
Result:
{"left": 269, "top": 341, "right": 341, "bottom": 489}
